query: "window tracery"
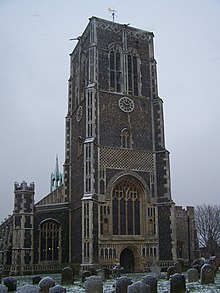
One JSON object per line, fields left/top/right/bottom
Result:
{"left": 126, "top": 52, "right": 139, "bottom": 96}
{"left": 39, "top": 220, "right": 60, "bottom": 262}
{"left": 112, "top": 178, "right": 141, "bottom": 235}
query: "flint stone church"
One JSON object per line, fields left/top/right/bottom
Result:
{"left": 0, "top": 17, "right": 198, "bottom": 275}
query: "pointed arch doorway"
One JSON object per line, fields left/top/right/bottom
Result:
{"left": 120, "top": 248, "right": 135, "bottom": 273}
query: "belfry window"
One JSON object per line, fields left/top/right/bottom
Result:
{"left": 109, "top": 48, "right": 122, "bottom": 92}
{"left": 39, "top": 220, "right": 60, "bottom": 262}
{"left": 112, "top": 177, "right": 141, "bottom": 235}
{"left": 121, "top": 128, "right": 132, "bottom": 149}
{"left": 126, "top": 52, "right": 139, "bottom": 96}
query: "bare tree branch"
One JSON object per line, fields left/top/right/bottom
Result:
{"left": 195, "top": 204, "right": 220, "bottom": 251}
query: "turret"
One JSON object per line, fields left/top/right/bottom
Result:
{"left": 11, "top": 181, "right": 35, "bottom": 275}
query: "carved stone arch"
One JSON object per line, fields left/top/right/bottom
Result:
{"left": 121, "top": 128, "right": 132, "bottom": 149}
{"left": 106, "top": 170, "right": 150, "bottom": 201}
{"left": 107, "top": 172, "right": 150, "bottom": 238}
{"left": 39, "top": 218, "right": 61, "bottom": 226}
{"left": 108, "top": 42, "right": 123, "bottom": 50}
{"left": 119, "top": 244, "right": 140, "bottom": 272}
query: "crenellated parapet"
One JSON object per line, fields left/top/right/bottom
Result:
{"left": 14, "top": 180, "right": 35, "bottom": 192}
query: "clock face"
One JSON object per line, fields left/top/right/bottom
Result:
{"left": 118, "top": 97, "right": 134, "bottom": 113}
{"left": 76, "top": 106, "right": 83, "bottom": 122}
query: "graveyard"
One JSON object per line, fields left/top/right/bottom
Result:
{"left": 1, "top": 258, "right": 220, "bottom": 292}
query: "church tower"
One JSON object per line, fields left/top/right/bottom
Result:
{"left": 65, "top": 17, "right": 176, "bottom": 271}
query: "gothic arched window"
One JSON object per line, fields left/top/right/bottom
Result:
{"left": 121, "top": 128, "right": 132, "bottom": 149}
{"left": 126, "top": 52, "right": 139, "bottom": 96}
{"left": 112, "top": 177, "right": 141, "bottom": 235}
{"left": 39, "top": 220, "right": 61, "bottom": 262}
{"left": 109, "top": 47, "right": 122, "bottom": 92}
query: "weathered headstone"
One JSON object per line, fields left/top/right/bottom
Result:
{"left": 142, "top": 274, "right": 157, "bottom": 293}
{"left": 166, "top": 266, "right": 178, "bottom": 280}
{"left": 16, "top": 285, "right": 40, "bottom": 293}
{"left": 88, "top": 267, "right": 97, "bottom": 275}
{"left": 200, "top": 264, "right": 215, "bottom": 284}
{"left": 150, "top": 263, "right": 161, "bottom": 278}
{"left": 174, "top": 262, "right": 182, "bottom": 273}
{"left": 0, "top": 284, "right": 8, "bottom": 293}
{"left": 32, "top": 276, "right": 42, "bottom": 285}
{"left": 61, "top": 266, "right": 74, "bottom": 285}
{"left": 192, "top": 264, "right": 201, "bottom": 274}
{"left": 170, "top": 273, "right": 186, "bottom": 293}
{"left": 208, "top": 256, "right": 219, "bottom": 274}
{"left": 192, "top": 258, "right": 205, "bottom": 272}
{"left": 39, "top": 277, "right": 55, "bottom": 293}
{"left": 96, "top": 269, "right": 105, "bottom": 281}
{"left": 103, "top": 268, "right": 111, "bottom": 279}
{"left": 187, "top": 268, "right": 199, "bottom": 283}
{"left": 84, "top": 276, "right": 103, "bottom": 293}
{"left": 49, "top": 285, "right": 66, "bottom": 293}
{"left": 127, "top": 281, "right": 151, "bottom": 293}
{"left": 115, "top": 276, "right": 132, "bottom": 293}
{"left": 3, "top": 277, "right": 17, "bottom": 292}
{"left": 82, "top": 270, "right": 91, "bottom": 282}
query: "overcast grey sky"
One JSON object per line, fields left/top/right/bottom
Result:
{"left": 0, "top": 0, "right": 219, "bottom": 220}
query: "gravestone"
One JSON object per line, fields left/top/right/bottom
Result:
{"left": 82, "top": 270, "right": 91, "bottom": 282}
{"left": 39, "top": 277, "right": 55, "bottom": 293}
{"left": 115, "top": 276, "right": 132, "bottom": 293}
{"left": 208, "top": 256, "right": 219, "bottom": 274}
{"left": 192, "top": 264, "right": 201, "bottom": 274}
{"left": 49, "top": 285, "right": 67, "bottom": 293}
{"left": 127, "top": 281, "right": 151, "bottom": 293}
{"left": 33, "top": 276, "right": 42, "bottom": 285}
{"left": 3, "top": 277, "right": 17, "bottom": 292}
{"left": 97, "top": 269, "right": 105, "bottom": 281}
{"left": 88, "top": 267, "right": 97, "bottom": 275}
{"left": 187, "top": 268, "right": 199, "bottom": 283}
{"left": 61, "top": 267, "right": 74, "bottom": 285}
{"left": 150, "top": 263, "right": 161, "bottom": 278}
{"left": 0, "top": 284, "right": 8, "bottom": 293}
{"left": 170, "top": 273, "right": 186, "bottom": 293}
{"left": 174, "top": 262, "right": 182, "bottom": 273}
{"left": 103, "top": 268, "right": 111, "bottom": 279}
{"left": 166, "top": 266, "right": 178, "bottom": 280}
{"left": 192, "top": 258, "right": 205, "bottom": 272}
{"left": 200, "top": 264, "right": 215, "bottom": 284}
{"left": 84, "top": 276, "right": 103, "bottom": 293}
{"left": 142, "top": 274, "right": 157, "bottom": 293}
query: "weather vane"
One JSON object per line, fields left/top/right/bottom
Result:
{"left": 108, "top": 8, "right": 117, "bottom": 22}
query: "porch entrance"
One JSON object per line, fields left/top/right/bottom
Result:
{"left": 120, "top": 248, "right": 134, "bottom": 273}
